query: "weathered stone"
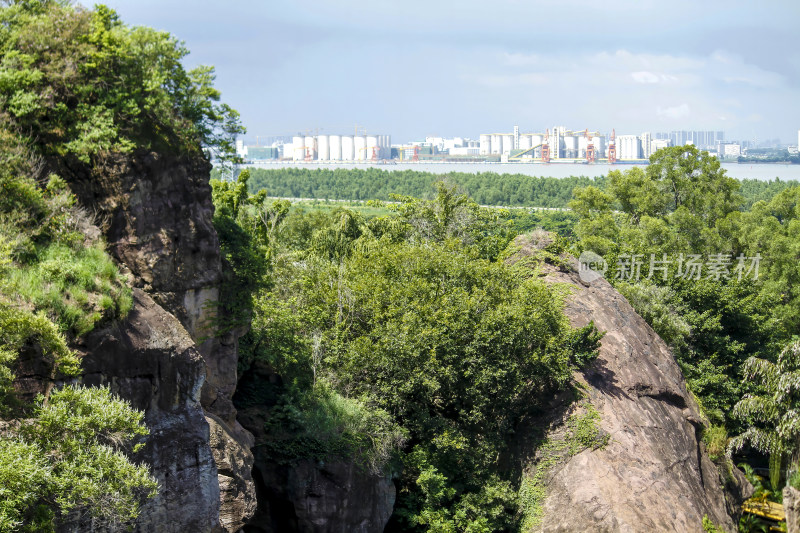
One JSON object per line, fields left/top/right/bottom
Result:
{"left": 207, "top": 412, "right": 258, "bottom": 532}
{"left": 785, "top": 486, "right": 800, "bottom": 533}
{"left": 511, "top": 235, "right": 744, "bottom": 533}
{"left": 250, "top": 452, "right": 395, "bottom": 533}
{"left": 56, "top": 151, "right": 256, "bottom": 530}
{"left": 77, "top": 289, "right": 220, "bottom": 532}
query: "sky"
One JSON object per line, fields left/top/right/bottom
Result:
{"left": 100, "top": 0, "right": 800, "bottom": 145}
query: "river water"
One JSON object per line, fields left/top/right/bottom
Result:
{"left": 242, "top": 161, "right": 800, "bottom": 182}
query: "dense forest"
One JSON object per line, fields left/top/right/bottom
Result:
{"left": 215, "top": 148, "right": 800, "bottom": 531}
{"left": 212, "top": 166, "right": 800, "bottom": 211}
{"left": 215, "top": 172, "right": 604, "bottom": 530}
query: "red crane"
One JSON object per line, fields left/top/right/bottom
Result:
{"left": 541, "top": 129, "right": 551, "bottom": 163}
{"left": 585, "top": 129, "right": 596, "bottom": 163}
{"left": 608, "top": 128, "right": 617, "bottom": 164}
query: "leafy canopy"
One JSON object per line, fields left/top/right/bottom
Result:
{"left": 223, "top": 181, "right": 602, "bottom": 531}
{"left": 0, "top": 0, "right": 243, "bottom": 163}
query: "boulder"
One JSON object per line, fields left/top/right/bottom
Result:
{"left": 512, "top": 235, "right": 743, "bottom": 533}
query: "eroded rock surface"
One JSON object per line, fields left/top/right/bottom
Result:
{"left": 785, "top": 486, "right": 800, "bottom": 533}
{"left": 512, "top": 235, "right": 744, "bottom": 533}
{"left": 55, "top": 151, "right": 255, "bottom": 531}
{"left": 79, "top": 289, "right": 220, "bottom": 532}
{"left": 250, "top": 454, "right": 396, "bottom": 533}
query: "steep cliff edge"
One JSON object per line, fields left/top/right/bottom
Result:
{"left": 54, "top": 151, "right": 256, "bottom": 531}
{"left": 511, "top": 235, "right": 747, "bottom": 532}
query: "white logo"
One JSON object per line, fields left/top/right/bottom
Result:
{"left": 578, "top": 251, "right": 607, "bottom": 283}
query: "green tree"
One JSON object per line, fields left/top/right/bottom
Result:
{"left": 0, "top": 1, "right": 243, "bottom": 164}
{"left": 729, "top": 339, "right": 800, "bottom": 489}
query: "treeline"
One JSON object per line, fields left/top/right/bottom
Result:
{"left": 216, "top": 167, "right": 800, "bottom": 210}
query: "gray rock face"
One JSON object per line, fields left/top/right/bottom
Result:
{"left": 57, "top": 151, "right": 256, "bottom": 531}
{"left": 207, "top": 412, "right": 258, "bottom": 532}
{"left": 512, "top": 236, "right": 743, "bottom": 533}
{"left": 785, "top": 486, "right": 800, "bottom": 533}
{"left": 79, "top": 289, "right": 220, "bottom": 532}
{"left": 250, "top": 452, "right": 396, "bottom": 533}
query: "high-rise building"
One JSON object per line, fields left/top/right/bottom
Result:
{"left": 640, "top": 132, "right": 652, "bottom": 158}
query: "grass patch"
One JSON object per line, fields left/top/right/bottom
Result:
{"left": 261, "top": 382, "right": 407, "bottom": 475}
{"left": 0, "top": 174, "right": 131, "bottom": 340}
{"left": 519, "top": 403, "right": 608, "bottom": 530}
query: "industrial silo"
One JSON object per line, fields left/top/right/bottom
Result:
{"left": 366, "top": 135, "right": 379, "bottom": 160}
{"left": 378, "top": 135, "right": 391, "bottom": 159}
{"left": 317, "top": 135, "right": 330, "bottom": 161}
{"left": 354, "top": 135, "right": 367, "bottom": 161}
{"left": 563, "top": 134, "right": 578, "bottom": 158}
{"left": 341, "top": 135, "right": 354, "bottom": 161}
{"left": 578, "top": 135, "right": 589, "bottom": 158}
{"left": 292, "top": 136, "right": 304, "bottom": 161}
{"left": 503, "top": 134, "right": 514, "bottom": 154}
{"left": 519, "top": 134, "right": 532, "bottom": 151}
{"left": 304, "top": 136, "right": 316, "bottom": 160}
{"left": 480, "top": 134, "right": 491, "bottom": 155}
{"left": 329, "top": 135, "right": 342, "bottom": 161}
{"left": 491, "top": 134, "right": 501, "bottom": 154}
{"left": 592, "top": 136, "right": 605, "bottom": 157}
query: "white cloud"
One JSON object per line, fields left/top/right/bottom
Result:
{"left": 657, "top": 104, "right": 691, "bottom": 119}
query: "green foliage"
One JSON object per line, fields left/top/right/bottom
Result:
{"left": 0, "top": 303, "right": 78, "bottom": 414}
{"left": 738, "top": 512, "right": 771, "bottom": 533}
{"left": 738, "top": 463, "right": 777, "bottom": 504}
{"left": 702, "top": 515, "right": 725, "bottom": 533}
{"left": 0, "top": 172, "right": 132, "bottom": 341}
{"left": 223, "top": 180, "right": 603, "bottom": 530}
{"left": 730, "top": 340, "right": 800, "bottom": 473}
{"left": 0, "top": 386, "right": 157, "bottom": 531}
{"left": 210, "top": 170, "right": 272, "bottom": 333}
{"left": 261, "top": 383, "right": 406, "bottom": 474}
{"left": 702, "top": 425, "right": 729, "bottom": 462}
{"left": 571, "top": 147, "right": 793, "bottom": 439}
{"left": 237, "top": 166, "right": 606, "bottom": 208}
{"left": 0, "top": 1, "right": 243, "bottom": 163}
{"left": 0, "top": 136, "right": 151, "bottom": 531}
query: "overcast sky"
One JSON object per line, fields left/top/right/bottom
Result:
{"left": 100, "top": 0, "right": 800, "bottom": 144}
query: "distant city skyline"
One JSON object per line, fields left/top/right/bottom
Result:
{"left": 101, "top": 0, "right": 800, "bottom": 144}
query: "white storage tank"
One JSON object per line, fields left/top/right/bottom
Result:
{"left": 329, "top": 135, "right": 342, "bottom": 161}
{"left": 491, "top": 134, "right": 501, "bottom": 154}
{"left": 292, "top": 136, "right": 304, "bottom": 161}
{"left": 317, "top": 135, "right": 330, "bottom": 161}
{"left": 304, "top": 136, "right": 316, "bottom": 160}
{"left": 592, "top": 136, "right": 605, "bottom": 156}
{"left": 578, "top": 135, "right": 589, "bottom": 157}
{"left": 341, "top": 136, "right": 355, "bottom": 161}
{"left": 480, "top": 134, "right": 491, "bottom": 155}
{"left": 530, "top": 134, "right": 543, "bottom": 148}
{"left": 366, "top": 135, "right": 379, "bottom": 160}
{"left": 503, "top": 134, "right": 514, "bottom": 154}
{"left": 563, "top": 135, "right": 578, "bottom": 151}
{"left": 383, "top": 135, "right": 392, "bottom": 159}
{"left": 354, "top": 135, "right": 367, "bottom": 161}
{"left": 519, "top": 134, "right": 532, "bottom": 151}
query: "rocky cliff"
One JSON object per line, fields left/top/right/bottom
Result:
{"left": 511, "top": 235, "right": 747, "bottom": 533}
{"left": 54, "top": 151, "right": 256, "bottom": 531}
